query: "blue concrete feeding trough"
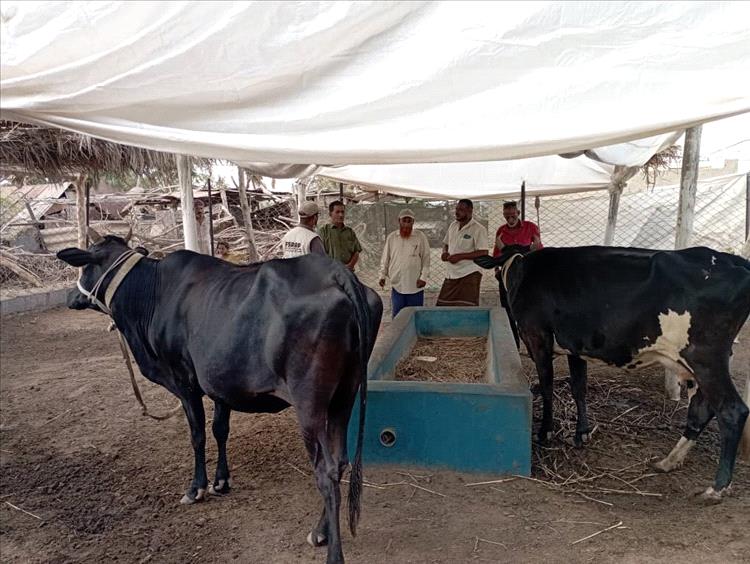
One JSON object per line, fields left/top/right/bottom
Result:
{"left": 349, "top": 307, "right": 532, "bottom": 475}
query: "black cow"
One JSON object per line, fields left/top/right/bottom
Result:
{"left": 475, "top": 245, "right": 750, "bottom": 502}
{"left": 58, "top": 229, "right": 383, "bottom": 564}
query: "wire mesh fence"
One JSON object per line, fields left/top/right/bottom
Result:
{"left": 348, "top": 174, "right": 749, "bottom": 290}
{"left": 1, "top": 173, "right": 746, "bottom": 293}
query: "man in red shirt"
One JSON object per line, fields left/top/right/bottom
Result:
{"left": 492, "top": 200, "right": 542, "bottom": 256}
{"left": 492, "top": 201, "right": 543, "bottom": 348}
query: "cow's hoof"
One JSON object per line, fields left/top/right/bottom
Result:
{"left": 696, "top": 485, "right": 729, "bottom": 505}
{"left": 180, "top": 488, "right": 206, "bottom": 505}
{"left": 209, "top": 479, "right": 231, "bottom": 495}
{"left": 306, "top": 531, "right": 328, "bottom": 547}
{"left": 537, "top": 431, "right": 553, "bottom": 444}
{"left": 652, "top": 454, "right": 683, "bottom": 473}
{"left": 652, "top": 459, "right": 673, "bottom": 473}
{"left": 572, "top": 432, "right": 590, "bottom": 448}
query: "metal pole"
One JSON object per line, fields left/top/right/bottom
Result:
{"left": 339, "top": 182, "right": 344, "bottom": 202}
{"left": 520, "top": 181, "right": 526, "bottom": 221}
{"left": 745, "top": 172, "right": 749, "bottom": 242}
{"left": 207, "top": 178, "right": 215, "bottom": 256}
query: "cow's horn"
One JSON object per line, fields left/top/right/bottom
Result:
{"left": 87, "top": 227, "right": 104, "bottom": 244}
{"left": 124, "top": 225, "right": 133, "bottom": 243}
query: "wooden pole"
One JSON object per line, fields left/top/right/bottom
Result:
{"left": 207, "top": 178, "right": 215, "bottom": 257}
{"left": 237, "top": 168, "right": 259, "bottom": 262}
{"left": 339, "top": 182, "right": 344, "bottom": 202}
{"left": 75, "top": 173, "right": 88, "bottom": 249}
{"left": 520, "top": 181, "right": 526, "bottom": 221}
{"left": 175, "top": 154, "right": 199, "bottom": 251}
{"left": 675, "top": 125, "right": 702, "bottom": 249}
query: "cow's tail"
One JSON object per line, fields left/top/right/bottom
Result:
{"left": 335, "top": 268, "right": 371, "bottom": 537}
{"left": 740, "top": 374, "right": 750, "bottom": 462}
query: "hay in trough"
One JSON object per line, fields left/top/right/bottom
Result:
{"left": 394, "top": 337, "right": 487, "bottom": 383}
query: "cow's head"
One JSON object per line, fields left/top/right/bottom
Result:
{"left": 56, "top": 227, "right": 148, "bottom": 311}
{"left": 474, "top": 244, "right": 532, "bottom": 270}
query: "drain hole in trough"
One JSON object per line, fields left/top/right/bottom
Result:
{"left": 379, "top": 428, "right": 397, "bottom": 447}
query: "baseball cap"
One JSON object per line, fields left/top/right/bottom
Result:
{"left": 398, "top": 208, "right": 416, "bottom": 219}
{"left": 298, "top": 201, "right": 320, "bottom": 218}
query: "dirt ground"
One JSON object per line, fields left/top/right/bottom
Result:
{"left": 1, "top": 305, "right": 749, "bottom": 564}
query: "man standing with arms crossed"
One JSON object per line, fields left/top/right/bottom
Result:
{"left": 436, "top": 199, "right": 488, "bottom": 307}
{"left": 378, "top": 209, "right": 430, "bottom": 318}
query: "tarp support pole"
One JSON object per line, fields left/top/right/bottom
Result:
{"left": 238, "top": 169, "right": 259, "bottom": 262}
{"left": 745, "top": 172, "right": 749, "bottom": 242}
{"left": 207, "top": 178, "right": 215, "bottom": 257}
{"left": 603, "top": 189, "right": 622, "bottom": 246}
{"left": 176, "top": 154, "right": 199, "bottom": 252}
{"left": 675, "top": 125, "right": 702, "bottom": 249}
{"left": 75, "top": 173, "right": 89, "bottom": 249}
{"left": 520, "top": 181, "right": 526, "bottom": 221}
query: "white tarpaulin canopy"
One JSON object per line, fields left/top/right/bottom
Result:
{"left": 2, "top": 1, "right": 749, "bottom": 169}
{"left": 318, "top": 155, "right": 616, "bottom": 200}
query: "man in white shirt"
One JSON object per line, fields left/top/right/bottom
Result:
{"left": 281, "top": 201, "right": 327, "bottom": 258}
{"left": 378, "top": 209, "right": 430, "bottom": 318}
{"left": 436, "top": 199, "right": 488, "bottom": 306}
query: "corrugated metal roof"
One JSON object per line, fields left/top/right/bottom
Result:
{"left": 0, "top": 182, "right": 76, "bottom": 225}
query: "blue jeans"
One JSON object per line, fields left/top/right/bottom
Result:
{"left": 391, "top": 289, "right": 424, "bottom": 319}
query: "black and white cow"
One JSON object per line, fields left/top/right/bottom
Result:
{"left": 476, "top": 245, "right": 750, "bottom": 502}
{"left": 58, "top": 230, "right": 383, "bottom": 564}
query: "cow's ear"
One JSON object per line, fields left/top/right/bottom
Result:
{"left": 56, "top": 248, "right": 96, "bottom": 267}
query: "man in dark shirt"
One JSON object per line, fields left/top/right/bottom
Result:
{"left": 318, "top": 200, "right": 363, "bottom": 272}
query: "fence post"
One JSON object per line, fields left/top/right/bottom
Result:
{"left": 674, "top": 125, "right": 702, "bottom": 249}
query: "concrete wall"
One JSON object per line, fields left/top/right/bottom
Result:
{"left": 0, "top": 286, "right": 72, "bottom": 316}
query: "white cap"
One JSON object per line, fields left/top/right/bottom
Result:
{"left": 398, "top": 208, "right": 416, "bottom": 219}
{"left": 298, "top": 201, "right": 320, "bottom": 218}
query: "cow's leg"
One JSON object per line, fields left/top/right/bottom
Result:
{"left": 664, "top": 368, "right": 682, "bottom": 401}
{"left": 498, "top": 276, "right": 520, "bottom": 349}
{"left": 209, "top": 400, "right": 232, "bottom": 495}
{"left": 654, "top": 387, "right": 713, "bottom": 473}
{"left": 179, "top": 393, "right": 208, "bottom": 505}
{"left": 300, "top": 414, "right": 345, "bottom": 564}
{"left": 307, "top": 405, "right": 352, "bottom": 549}
{"left": 567, "top": 354, "right": 590, "bottom": 447}
{"left": 703, "top": 385, "right": 748, "bottom": 502}
{"left": 682, "top": 360, "right": 749, "bottom": 503}
{"left": 525, "top": 331, "right": 555, "bottom": 442}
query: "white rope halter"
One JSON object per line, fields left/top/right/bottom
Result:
{"left": 77, "top": 250, "right": 143, "bottom": 316}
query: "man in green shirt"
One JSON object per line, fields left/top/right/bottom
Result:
{"left": 318, "top": 200, "right": 362, "bottom": 271}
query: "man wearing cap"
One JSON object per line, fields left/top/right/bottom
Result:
{"left": 319, "top": 200, "right": 362, "bottom": 271}
{"left": 378, "top": 209, "right": 430, "bottom": 318}
{"left": 436, "top": 199, "right": 489, "bottom": 307}
{"left": 281, "top": 201, "right": 326, "bottom": 258}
